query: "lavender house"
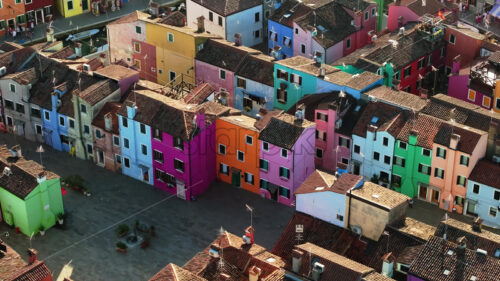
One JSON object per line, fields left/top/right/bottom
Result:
{"left": 257, "top": 110, "right": 316, "bottom": 206}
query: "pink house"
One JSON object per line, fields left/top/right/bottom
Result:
{"left": 339, "top": 0, "right": 377, "bottom": 56}
{"left": 107, "top": 11, "right": 147, "bottom": 65}
{"left": 92, "top": 102, "right": 122, "bottom": 172}
{"left": 131, "top": 40, "right": 157, "bottom": 83}
{"left": 387, "top": 0, "right": 444, "bottom": 31}
{"left": 429, "top": 123, "right": 487, "bottom": 214}
{"left": 257, "top": 111, "right": 316, "bottom": 206}
{"left": 151, "top": 101, "right": 230, "bottom": 200}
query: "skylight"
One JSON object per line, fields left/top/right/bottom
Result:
{"left": 317, "top": 25, "right": 327, "bottom": 32}
{"left": 447, "top": 250, "right": 454, "bottom": 255}
{"left": 370, "top": 116, "right": 379, "bottom": 125}
{"left": 284, "top": 14, "right": 291, "bottom": 18}
{"left": 443, "top": 270, "right": 451, "bottom": 276}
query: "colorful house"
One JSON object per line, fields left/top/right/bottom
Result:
{"left": 466, "top": 160, "right": 500, "bottom": 228}
{"left": 186, "top": 0, "right": 264, "bottom": 47}
{"left": 216, "top": 114, "right": 260, "bottom": 194}
{"left": 387, "top": 0, "right": 444, "bottom": 31}
{"left": 444, "top": 24, "right": 485, "bottom": 69}
{"left": 0, "top": 0, "right": 26, "bottom": 36}
{"left": 150, "top": 99, "right": 229, "bottom": 200}
{"left": 1, "top": 241, "right": 53, "bottom": 281}
{"left": 0, "top": 145, "right": 64, "bottom": 236}
{"left": 92, "top": 102, "right": 122, "bottom": 172}
{"left": 257, "top": 111, "right": 315, "bottom": 206}
{"left": 56, "top": 0, "right": 90, "bottom": 18}
{"left": 351, "top": 102, "right": 406, "bottom": 187}
{"left": 392, "top": 114, "right": 443, "bottom": 199}
{"left": 25, "top": 0, "right": 55, "bottom": 24}
{"left": 429, "top": 123, "right": 487, "bottom": 213}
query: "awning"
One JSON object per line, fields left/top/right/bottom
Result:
{"left": 489, "top": 4, "right": 500, "bottom": 18}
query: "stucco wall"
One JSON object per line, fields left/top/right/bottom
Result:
{"left": 297, "top": 192, "right": 346, "bottom": 227}
{"left": 186, "top": 0, "right": 226, "bottom": 39}
{"left": 226, "top": 5, "right": 263, "bottom": 47}
{"left": 195, "top": 60, "right": 235, "bottom": 106}
{"left": 347, "top": 195, "right": 390, "bottom": 241}
{"left": 108, "top": 20, "right": 146, "bottom": 65}
{"left": 233, "top": 76, "right": 274, "bottom": 117}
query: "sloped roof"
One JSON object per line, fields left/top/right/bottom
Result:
{"left": 2, "top": 68, "right": 36, "bottom": 85}
{"left": 468, "top": 160, "right": 500, "bottom": 188}
{"left": 433, "top": 122, "right": 484, "bottom": 154}
{"left": 78, "top": 79, "right": 120, "bottom": 106}
{"left": 149, "top": 263, "right": 207, "bottom": 281}
{"left": 349, "top": 182, "right": 410, "bottom": 210}
{"left": 48, "top": 46, "right": 75, "bottom": 60}
{"left": 236, "top": 54, "right": 275, "bottom": 87}
{"left": 335, "top": 0, "right": 374, "bottom": 11}
{"left": 195, "top": 39, "right": 259, "bottom": 72}
{"left": 92, "top": 102, "right": 122, "bottom": 134}
{"left": 6, "top": 261, "right": 52, "bottom": 281}
{"left": 352, "top": 102, "right": 405, "bottom": 138}
{"left": 183, "top": 83, "right": 215, "bottom": 104}
{"left": 108, "top": 11, "right": 141, "bottom": 25}
{"left": 0, "top": 239, "right": 27, "bottom": 279}
{"left": 269, "top": 0, "right": 315, "bottom": 28}
{"left": 393, "top": 0, "right": 445, "bottom": 17}
{"left": 397, "top": 113, "right": 443, "bottom": 149}
{"left": 190, "top": 0, "right": 262, "bottom": 16}
{"left": 365, "top": 86, "right": 429, "bottom": 111}
{"left": 295, "top": 169, "right": 338, "bottom": 195}
{"left": 158, "top": 11, "right": 186, "bottom": 27}
{"left": 94, "top": 64, "right": 138, "bottom": 81}
{"left": 259, "top": 112, "right": 315, "bottom": 150}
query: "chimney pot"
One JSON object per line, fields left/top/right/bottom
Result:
{"left": 449, "top": 133, "right": 460, "bottom": 150}
{"left": 27, "top": 248, "right": 38, "bottom": 265}
{"left": 249, "top": 265, "right": 262, "bottom": 281}
{"left": 197, "top": 16, "right": 205, "bottom": 33}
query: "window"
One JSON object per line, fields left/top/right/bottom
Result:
{"left": 255, "top": 12, "right": 260, "bottom": 22}
{"left": 394, "top": 156, "right": 406, "bottom": 167}
{"left": 254, "top": 30, "right": 260, "bottom": 39}
{"left": 295, "top": 28, "right": 298, "bottom": 34}
{"left": 218, "top": 16, "right": 223, "bottom": 26}
{"left": 399, "top": 141, "right": 407, "bottom": 150}
{"left": 95, "top": 129, "right": 102, "bottom": 139}
{"left": 5, "top": 116, "right": 12, "bottom": 126}
{"left": 291, "top": 74, "right": 302, "bottom": 85}
{"left": 364, "top": 11, "right": 369, "bottom": 21}
{"left": 69, "top": 119, "right": 75, "bottom": 129}
{"left": 279, "top": 167, "right": 290, "bottom": 179}
{"left": 134, "top": 42, "right": 140, "bottom": 53}
{"left": 262, "top": 142, "right": 269, "bottom": 151}
{"left": 4, "top": 100, "right": 13, "bottom": 110}
{"left": 483, "top": 96, "right": 491, "bottom": 108}
{"left": 283, "top": 36, "right": 291, "bottom": 47}
{"left": 31, "top": 107, "right": 41, "bottom": 118}
{"left": 373, "top": 152, "right": 380, "bottom": 161}
{"left": 436, "top": 147, "right": 446, "bottom": 159}
{"left": 460, "top": 155, "right": 469, "bottom": 166}
{"left": 384, "top": 155, "right": 391, "bottom": 165}
{"left": 339, "top": 137, "right": 350, "bottom": 148}
{"left": 237, "top": 150, "right": 244, "bottom": 162}
{"left": 168, "top": 33, "right": 174, "bottom": 42}
{"left": 220, "top": 163, "right": 229, "bottom": 175}
{"left": 427, "top": 55, "right": 432, "bottom": 66}
{"left": 59, "top": 116, "right": 65, "bottom": 127}
{"left": 494, "top": 190, "right": 500, "bottom": 200}
{"left": 418, "top": 164, "right": 431, "bottom": 175}
{"left": 269, "top": 31, "right": 277, "bottom": 42}
{"left": 277, "top": 69, "right": 288, "bottom": 80}
{"left": 337, "top": 214, "right": 344, "bottom": 221}
{"left": 455, "top": 196, "right": 464, "bottom": 206}
{"left": 9, "top": 83, "right": 15, "bottom": 92}
{"left": 418, "top": 58, "right": 425, "bottom": 69}
{"left": 122, "top": 117, "right": 128, "bottom": 127}
{"left": 383, "top": 137, "right": 389, "bottom": 146}
{"left": 67, "top": 0, "right": 74, "bottom": 10}
{"left": 86, "top": 144, "right": 93, "bottom": 154}
{"left": 123, "top": 138, "right": 130, "bottom": 149}
{"left": 316, "top": 130, "right": 326, "bottom": 141}
{"left": 174, "top": 137, "right": 184, "bottom": 150}
{"left": 301, "top": 44, "right": 306, "bottom": 54}
{"left": 113, "top": 135, "right": 120, "bottom": 146}
{"left": 260, "top": 159, "right": 269, "bottom": 171}
{"left": 279, "top": 186, "right": 290, "bottom": 198}
{"left": 218, "top": 144, "right": 226, "bottom": 155}
{"left": 237, "top": 77, "right": 246, "bottom": 89}
{"left": 219, "top": 69, "right": 226, "bottom": 80}
{"left": 496, "top": 98, "right": 500, "bottom": 110}
{"left": 392, "top": 174, "right": 402, "bottom": 186}
{"left": 44, "top": 6, "right": 52, "bottom": 15}
{"left": 277, "top": 89, "right": 287, "bottom": 104}
{"left": 141, "top": 144, "right": 147, "bottom": 155}
{"left": 0, "top": 21, "right": 5, "bottom": 30}
{"left": 209, "top": 12, "right": 213, "bottom": 21}
{"left": 490, "top": 207, "right": 497, "bottom": 217}
{"left": 472, "top": 184, "right": 480, "bottom": 194}
{"left": 422, "top": 148, "right": 431, "bottom": 157}
{"left": 245, "top": 172, "right": 254, "bottom": 184}
{"left": 316, "top": 112, "right": 328, "bottom": 122}
{"left": 281, "top": 149, "right": 288, "bottom": 158}
{"left": 84, "top": 125, "right": 90, "bottom": 135}
{"left": 136, "top": 26, "right": 142, "bottom": 34}
{"left": 80, "top": 104, "right": 87, "bottom": 114}
{"left": 316, "top": 148, "right": 323, "bottom": 158}
{"left": 371, "top": 7, "right": 376, "bottom": 17}
{"left": 456, "top": 175, "right": 466, "bottom": 187}
{"left": 124, "top": 157, "right": 130, "bottom": 168}
{"left": 260, "top": 179, "right": 268, "bottom": 189}
{"left": 152, "top": 128, "right": 162, "bottom": 140}
{"left": 153, "top": 150, "right": 164, "bottom": 163}
{"left": 169, "top": 71, "right": 176, "bottom": 82}
{"left": 35, "top": 124, "right": 42, "bottom": 135}
{"left": 346, "top": 38, "right": 351, "bottom": 49}
{"left": 354, "top": 145, "right": 360, "bottom": 154}
{"left": 44, "top": 111, "right": 50, "bottom": 121}
{"left": 393, "top": 72, "right": 401, "bottom": 81}
{"left": 403, "top": 67, "right": 412, "bottom": 78}
{"left": 342, "top": 158, "right": 349, "bottom": 164}
{"left": 15, "top": 103, "right": 24, "bottom": 114}
{"left": 174, "top": 159, "right": 184, "bottom": 172}
{"left": 244, "top": 135, "right": 253, "bottom": 145}
{"left": 440, "top": 47, "right": 445, "bottom": 58}
{"left": 449, "top": 34, "right": 456, "bottom": 44}
{"left": 434, "top": 168, "right": 444, "bottom": 179}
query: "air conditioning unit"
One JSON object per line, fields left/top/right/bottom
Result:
{"left": 82, "top": 64, "right": 91, "bottom": 72}
{"left": 352, "top": 225, "right": 363, "bottom": 235}
{"left": 208, "top": 245, "right": 220, "bottom": 258}
{"left": 2, "top": 167, "right": 12, "bottom": 176}
{"left": 312, "top": 262, "right": 325, "bottom": 281}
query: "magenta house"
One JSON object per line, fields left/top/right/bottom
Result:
{"left": 257, "top": 111, "right": 316, "bottom": 206}
{"left": 387, "top": 0, "right": 444, "bottom": 31}
{"left": 150, "top": 100, "right": 230, "bottom": 200}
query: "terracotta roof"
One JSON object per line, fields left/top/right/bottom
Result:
{"left": 269, "top": 0, "right": 315, "bottom": 28}
{"left": 149, "top": 263, "right": 207, "bottom": 281}
{"left": 6, "top": 261, "right": 52, "bottom": 281}
{"left": 393, "top": 0, "right": 444, "bottom": 17}
{"left": 195, "top": 39, "right": 260, "bottom": 72}
{"left": 2, "top": 68, "right": 36, "bottom": 85}
{"left": 0, "top": 47, "right": 36, "bottom": 76}
{"left": 349, "top": 182, "right": 410, "bottom": 210}
{"left": 183, "top": 83, "right": 215, "bottom": 104}
{"left": 94, "top": 64, "right": 138, "bottom": 81}
{"left": 190, "top": 0, "right": 262, "bottom": 16}
{"left": 352, "top": 102, "right": 406, "bottom": 138}
{"left": 408, "top": 236, "right": 500, "bottom": 281}
{"left": 219, "top": 114, "right": 259, "bottom": 131}
{"left": 277, "top": 56, "right": 338, "bottom": 76}
{"left": 92, "top": 102, "right": 122, "bottom": 134}
{"left": 433, "top": 122, "right": 484, "bottom": 154}
{"left": 336, "top": 0, "right": 374, "bottom": 11}
{"left": 395, "top": 244, "right": 424, "bottom": 265}
{"left": 295, "top": 169, "right": 338, "bottom": 195}
{"left": 259, "top": 112, "right": 315, "bottom": 150}
{"left": 365, "top": 86, "right": 428, "bottom": 111}
{"left": 362, "top": 272, "right": 395, "bottom": 281}
{"left": 434, "top": 218, "right": 500, "bottom": 258}
{"left": 397, "top": 113, "right": 443, "bottom": 149}
{"left": 158, "top": 11, "right": 186, "bottom": 27}
{"left": 235, "top": 54, "right": 275, "bottom": 87}
{"left": 108, "top": 11, "right": 140, "bottom": 25}
{"left": 0, "top": 239, "right": 27, "bottom": 279}
{"left": 78, "top": 79, "right": 120, "bottom": 106}
{"left": 393, "top": 217, "right": 436, "bottom": 241}
{"left": 468, "top": 160, "right": 500, "bottom": 189}
{"left": 48, "top": 46, "right": 75, "bottom": 60}
{"left": 0, "top": 42, "right": 23, "bottom": 52}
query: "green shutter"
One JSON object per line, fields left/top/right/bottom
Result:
{"left": 0, "top": 21, "right": 5, "bottom": 30}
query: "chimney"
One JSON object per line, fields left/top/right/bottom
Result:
{"left": 150, "top": 2, "right": 160, "bottom": 17}
{"left": 409, "top": 129, "right": 418, "bottom": 145}
{"left": 197, "top": 16, "right": 205, "bottom": 33}
{"left": 234, "top": 33, "right": 242, "bottom": 46}
{"left": 36, "top": 171, "right": 47, "bottom": 183}
{"left": 449, "top": 133, "right": 460, "bottom": 150}
{"left": 249, "top": 266, "right": 262, "bottom": 281}
{"left": 381, "top": 252, "right": 395, "bottom": 277}
{"left": 318, "top": 67, "right": 325, "bottom": 77}
{"left": 27, "top": 248, "right": 38, "bottom": 265}
{"left": 104, "top": 112, "right": 113, "bottom": 132}
{"left": 243, "top": 226, "right": 254, "bottom": 244}
{"left": 126, "top": 101, "right": 137, "bottom": 119}
{"left": 46, "top": 27, "right": 55, "bottom": 43}
{"left": 74, "top": 42, "right": 83, "bottom": 57}
{"left": 456, "top": 236, "right": 467, "bottom": 250}
{"left": 99, "top": 53, "right": 107, "bottom": 65}
{"left": 472, "top": 217, "right": 482, "bottom": 232}
{"left": 452, "top": 55, "right": 461, "bottom": 74}
{"left": 292, "top": 249, "right": 303, "bottom": 273}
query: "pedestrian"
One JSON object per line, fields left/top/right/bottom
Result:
{"left": 458, "top": 1, "right": 462, "bottom": 13}
{"left": 11, "top": 28, "right": 16, "bottom": 39}
{"left": 29, "top": 20, "right": 34, "bottom": 32}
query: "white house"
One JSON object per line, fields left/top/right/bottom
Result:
{"left": 186, "top": 0, "right": 264, "bottom": 47}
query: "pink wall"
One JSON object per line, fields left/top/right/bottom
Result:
{"left": 132, "top": 40, "right": 157, "bottom": 83}
{"left": 447, "top": 74, "right": 470, "bottom": 103}
{"left": 195, "top": 60, "right": 235, "bottom": 106}
{"left": 108, "top": 20, "right": 146, "bottom": 65}
{"left": 93, "top": 128, "right": 121, "bottom": 172}
{"left": 387, "top": 6, "right": 420, "bottom": 31}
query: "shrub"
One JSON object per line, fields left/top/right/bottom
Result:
{"left": 115, "top": 224, "right": 129, "bottom": 237}
{"left": 116, "top": 242, "right": 127, "bottom": 249}
{"left": 62, "top": 175, "right": 85, "bottom": 188}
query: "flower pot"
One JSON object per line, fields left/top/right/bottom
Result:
{"left": 40, "top": 230, "right": 45, "bottom": 236}
{"left": 116, "top": 247, "right": 127, "bottom": 253}
{"left": 58, "top": 219, "right": 64, "bottom": 225}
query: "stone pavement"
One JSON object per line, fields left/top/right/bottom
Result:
{"left": 2, "top": 0, "right": 178, "bottom": 45}
{"left": 0, "top": 134, "right": 294, "bottom": 281}
{"left": 459, "top": 7, "right": 500, "bottom": 37}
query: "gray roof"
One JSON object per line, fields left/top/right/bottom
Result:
{"left": 190, "top": 0, "right": 262, "bottom": 16}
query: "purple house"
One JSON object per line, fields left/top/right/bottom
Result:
{"left": 256, "top": 110, "right": 316, "bottom": 206}
{"left": 150, "top": 100, "right": 230, "bottom": 200}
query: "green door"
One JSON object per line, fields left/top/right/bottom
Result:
{"left": 231, "top": 171, "right": 241, "bottom": 187}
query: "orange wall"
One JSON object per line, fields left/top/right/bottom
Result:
{"left": 215, "top": 119, "right": 260, "bottom": 194}
{"left": 0, "top": 1, "right": 26, "bottom": 36}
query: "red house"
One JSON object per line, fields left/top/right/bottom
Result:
{"left": 25, "top": 0, "right": 55, "bottom": 25}
{"left": 444, "top": 24, "right": 485, "bottom": 69}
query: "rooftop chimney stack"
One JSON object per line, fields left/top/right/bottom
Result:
{"left": 27, "top": 248, "right": 38, "bottom": 265}
{"left": 197, "top": 16, "right": 205, "bottom": 33}
{"left": 292, "top": 249, "right": 304, "bottom": 273}
{"left": 381, "top": 252, "right": 395, "bottom": 277}
{"left": 456, "top": 236, "right": 467, "bottom": 250}
{"left": 449, "top": 133, "right": 460, "bottom": 150}
{"left": 249, "top": 266, "right": 262, "bottom": 281}
{"left": 104, "top": 112, "right": 113, "bottom": 132}
{"left": 234, "top": 33, "right": 242, "bottom": 47}
{"left": 46, "top": 28, "right": 55, "bottom": 43}
{"left": 74, "top": 42, "right": 83, "bottom": 57}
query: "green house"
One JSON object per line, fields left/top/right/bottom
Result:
{"left": 0, "top": 146, "right": 64, "bottom": 236}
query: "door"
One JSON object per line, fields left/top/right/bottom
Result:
{"left": 176, "top": 180, "right": 186, "bottom": 200}
{"left": 467, "top": 201, "right": 477, "bottom": 216}
{"left": 7, "top": 19, "right": 14, "bottom": 29}
{"left": 35, "top": 9, "right": 44, "bottom": 24}
{"left": 231, "top": 171, "right": 241, "bottom": 187}
{"left": 431, "top": 189, "right": 440, "bottom": 204}
{"left": 97, "top": 150, "right": 104, "bottom": 165}
{"left": 353, "top": 164, "right": 360, "bottom": 175}
{"left": 143, "top": 170, "right": 149, "bottom": 182}
{"left": 82, "top": 0, "right": 89, "bottom": 11}
{"left": 418, "top": 185, "right": 428, "bottom": 200}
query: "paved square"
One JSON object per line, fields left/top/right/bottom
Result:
{"left": 0, "top": 134, "right": 294, "bottom": 281}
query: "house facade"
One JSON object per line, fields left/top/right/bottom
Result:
{"left": 55, "top": 0, "right": 90, "bottom": 18}
{"left": 444, "top": 25, "right": 485, "bottom": 69}
{"left": 92, "top": 102, "right": 122, "bottom": 172}
{"left": 25, "top": 0, "right": 55, "bottom": 24}
{"left": 0, "top": 0, "right": 26, "bottom": 36}
{"left": 387, "top": 0, "right": 444, "bottom": 31}
{"left": 258, "top": 112, "right": 315, "bottom": 206}
{"left": 466, "top": 160, "right": 500, "bottom": 228}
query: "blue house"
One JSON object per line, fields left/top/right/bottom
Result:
{"left": 234, "top": 54, "right": 275, "bottom": 117}
{"left": 117, "top": 95, "right": 154, "bottom": 186}
{"left": 466, "top": 160, "right": 500, "bottom": 228}
{"left": 40, "top": 88, "right": 75, "bottom": 152}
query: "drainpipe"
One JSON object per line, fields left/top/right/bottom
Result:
{"left": 74, "top": 95, "right": 88, "bottom": 159}
{"left": 348, "top": 187, "right": 352, "bottom": 230}
{"left": 0, "top": 89, "right": 6, "bottom": 133}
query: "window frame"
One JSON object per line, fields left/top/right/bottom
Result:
{"left": 237, "top": 150, "right": 245, "bottom": 162}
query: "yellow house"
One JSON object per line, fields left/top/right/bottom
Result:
{"left": 56, "top": 0, "right": 90, "bottom": 18}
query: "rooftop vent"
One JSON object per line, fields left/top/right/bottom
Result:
{"left": 315, "top": 186, "right": 325, "bottom": 191}
{"left": 443, "top": 270, "right": 450, "bottom": 276}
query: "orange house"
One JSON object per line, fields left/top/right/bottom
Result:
{"left": 0, "top": 0, "right": 27, "bottom": 37}
{"left": 216, "top": 115, "right": 260, "bottom": 194}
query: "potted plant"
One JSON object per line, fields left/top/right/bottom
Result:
{"left": 140, "top": 236, "right": 150, "bottom": 249}
{"left": 57, "top": 213, "right": 65, "bottom": 225}
{"left": 39, "top": 225, "right": 45, "bottom": 236}
{"left": 115, "top": 224, "right": 129, "bottom": 238}
{"left": 116, "top": 242, "right": 127, "bottom": 253}
{"left": 63, "top": 175, "right": 89, "bottom": 195}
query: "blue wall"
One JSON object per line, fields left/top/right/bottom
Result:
{"left": 42, "top": 90, "right": 70, "bottom": 152}
{"left": 268, "top": 20, "right": 293, "bottom": 60}
{"left": 234, "top": 76, "right": 274, "bottom": 117}
{"left": 316, "top": 76, "right": 383, "bottom": 100}
{"left": 466, "top": 180, "right": 500, "bottom": 228}
{"left": 226, "top": 5, "right": 263, "bottom": 47}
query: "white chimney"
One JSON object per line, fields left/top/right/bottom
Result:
{"left": 248, "top": 266, "right": 262, "bottom": 281}
{"left": 450, "top": 133, "right": 460, "bottom": 150}
{"left": 381, "top": 253, "right": 394, "bottom": 277}
{"left": 104, "top": 112, "right": 113, "bottom": 132}
{"left": 46, "top": 27, "right": 55, "bottom": 43}
{"left": 292, "top": 249, "right": 303, "bottom": 273}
